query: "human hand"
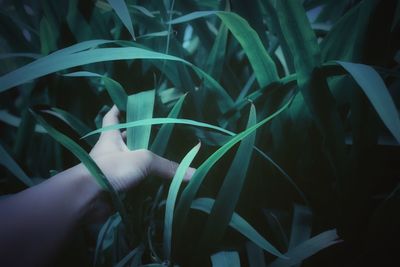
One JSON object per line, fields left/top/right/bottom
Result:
{"left": 85, "top": 106, "right": 195, "bottom": 222}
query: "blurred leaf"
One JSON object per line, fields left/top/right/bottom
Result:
{"left": 191, "top": 198, "right": 286, "bottom": 258}
{"left": 336, "top": 61, "right": 400, "bottom": 144}
{"left": 205, "top": 23, "right": 228, "bottom": 81}
{"left": 107, "top": 0, "right": 136, "bottom": 40}
{"left": 114, "top": 244, "right": 144, "bottom": 267}
{"left": 126, "top": 90, "right": 155, "bottom": 150}
{"left": 94, "top": 213, "right": 122, "bottom": 266}
{"left": 169, "top": 11, "right": 279, "bottom": 87}
{"left": 287, "top": 204, "right": 312, "bottom": 267}
{"left": 198, "top": 105, "right": 256, "bottom": 252}
{"left": 268, "top": 229, "right": 341, "bottom": 267}
{"left": 0, "top": 143, "right": 34, "bottom": 187}
{"left": 163, "top": 143, "right": 201, "bottom": 260}
{"left": 246, "top": 241, "right": 266, "bottom": 267}
{"left": 211, "top": 251, "right": 241, "bottom": 267}
{"left": 64, "top": 71, "right": 128, "bottom": 111}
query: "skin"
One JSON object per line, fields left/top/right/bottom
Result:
{"left": 0, "top": 106, "right": 195, "bottom": 267}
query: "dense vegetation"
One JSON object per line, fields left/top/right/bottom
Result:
{"left": 1, "top": 0, "right": 399, "bottom": 266}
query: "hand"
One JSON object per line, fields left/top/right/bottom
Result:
{"left": 85, "top": 106, "right": 195, "bottom": 222}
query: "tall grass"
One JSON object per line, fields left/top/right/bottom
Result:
{"left": 0, "top": 0, "right": 399, "bottom": 266}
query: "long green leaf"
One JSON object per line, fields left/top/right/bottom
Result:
{"left": 83, "top": 117, "right": 235, "bottom": 139}
{"left": 151, "top": 94, "right": 186, "bottom": 155}
{"left": 169, "top": 11, "right": 278, "bottom": 87}
{"left": 163, "top": 143, "right": 201, "bottom": 260}
{"left": 336, "top": 61, "right": 400, "bottom": 144}
{"left": 211, "top": 251, "right": 241, "bottom": 267}
{"left": 126, "top": 90, "right": 155, "bottom": 150}
{"left": 107, "top": 0, "right": 136, "bottom": 40}
{"left": 0, "top": 45, "right": 233, "bottom": 113}
{"left": 191, "top": 198, "right": 286, "bottom": 258}
{"left": 0, "top": 143, "right": 34, "bottom": 187}
{"left": 198, "top": 104, "right": 257, "bottom": 252}
{"left": 173, "top": 99, "right": 292, "bottom": 254}
{"left": 268, "top": 229, "right": 340, "bottom": 267}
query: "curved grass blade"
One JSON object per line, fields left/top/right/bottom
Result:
{"left": 94, "top": 213, "right": 121, "bottom": 266}
{"left": 198, "top": 105, "right": 257, "bottom": 253}
{"left": 151, "top": 94, "right": 186, "bottom": 156}
{"left": 169, "top": 11, "right": 278, "bottom": 87}
{"left": 107, "top": 0, "right": 136, "bottom": 40}
{"left": 64, "top": 71, "right": 128, "bottom": 111}
{"left": 191, "top": 198, "right": 286, "bottom": 258}
{"left": 336, "top": 61, "right": 400, "bottom": 144}
{"left": 0, "top": 46, "right": 233, "bottom": 113}
{"left": 173, "top": 99, "right": 293, "bottom": 249}
{"left": 126, "top": 90, "right": 155, "bottom": 150}
{"left": 268, "top": 229, "right": 341, "bottom": 267}
{"left": 163, "top": 143, "right": 201, "bottom": 260}
{"left": 0, "top": 143, "right": 34, "bottom": 187}
{"left": 211, "top": 251, "right": 241, "bottom": 267}
{"left": 83, "top": 117, "right": 235, "bottom": 139}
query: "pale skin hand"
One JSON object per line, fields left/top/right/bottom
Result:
{"left": 0, "top": 106, "right": 195, "bottom": 267}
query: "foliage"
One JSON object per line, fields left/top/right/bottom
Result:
{"left": 0, "top": 0, "right": 399, "bottom": 266}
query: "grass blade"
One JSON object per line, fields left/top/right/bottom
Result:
{"left": 107, "top": 0, "right": 136, "bottom": 40}
{"left": 336, "top": 61, "right": 400, "bottom": 143}
{"left": 0, "top": 45, "right": 233, "bottom": 113}
{"left": 173, "top": 99, "right": 293, "bottom": 252}
{"left": 126, "top": 90, "right": 155, "bottom": 150}
{"left": 198, "top": 104, "right": 257, "bottom": 252}
{"left": 163, "top": 143, "right": 201, "bottom": 260}
{"left": 0, "top": 143, "right": 34, "bottom": 187}
{"left": 268, "top": 229, "right": 341, "bottom": 267}
{"left": 151, "top": 94, "right": 186, "bottom": 156}
{"left": 191, "top": 198, "right": 286, "bottom": 258}
{"left": 169, "top": 11, "right": 278, "bottom": 87}
{"left": 211, "top": 251, "right": 241, "bottom": 267}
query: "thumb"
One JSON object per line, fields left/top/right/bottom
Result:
{"left": 149, "top": 152, "right": 196, "bottom": 182}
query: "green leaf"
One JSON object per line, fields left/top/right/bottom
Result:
{"left": 173, "top": 98, "right": 292, "bottom": 254}
{"left": 163, "top": 143, "right": 201, "bottom": 260}
{"left": 336, "top": 61, "right": 400, "bottom": 144}
{"left": 211, "top": 251, "right": 241, "bottom": 267}
{"left": 107, "top": 0, "right": 136, "bottom": 40}
{"left": 205, "top": 23, "right": 228, "bottom": 81}
{"left": 64, "top": 71, "right": 128, "bottom": 112}
{"left": 0, "top": 53, "right": 41, "bottom": 60}
{"left": 246, "top": 241, "right": 266, "bottom": 267}
{"left": 169, "top": 11, "right": 278, "bottom": 87}
{"left": 0, "top": 45, "right": 233, "bottom": 114}
{"left": 114, "top": 244, "right": 144, "bottom": 267}
{"left": 94, "top": 213, "right": 122, "bottom": 266}
{"left": 288, "top": 204, "right": 313, "bottom": 267}
{"left": 268, "top": 229, "right": 340, "bottom": 267}
{"left": 151, "top": 94, "right": 186, "bottom": 156}
{"left": 198, "top": 105, "right": 257, "bottom": 252}
{"left": 191, "top": 198, "right": 286, "bottom": 258}
{"left": 83, "top": 117, "right": 235, "bottom": 139}
{"left": 126, "top": 90, "right": 155, "bottom": 150}
{"left": 0, "top": 143, "right": 34, "bottom": 187}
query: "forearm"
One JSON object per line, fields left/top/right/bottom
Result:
{"left": 0, "top": 164, "right": 102, "bottom": 267}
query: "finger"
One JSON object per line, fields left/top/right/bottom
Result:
{"left": 100, "top": 105, "right": 124, "bottom": 141}
{"left": 149, "top": 153, "right": 196, "bottom": 182}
